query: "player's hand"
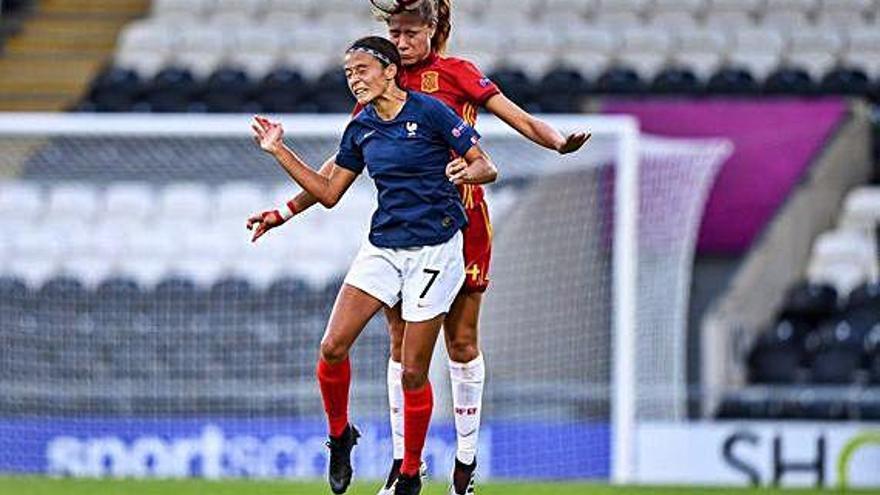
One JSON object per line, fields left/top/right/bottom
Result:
{"left": 251, "top": 115, "right": 284, "bottom": 155}
{"left": 556, "top": 131, "right": 591, "bottom": 155}
{"left": 447, "top": 157, "right": 497, "bottom": 185}
{"left": 446, "top": 158, "right": 468, "bottom": 183}
{"left": 246, "top": 210, "right": 284, "bottom": 242}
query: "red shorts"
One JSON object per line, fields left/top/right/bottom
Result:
{"left": 458, "top": 184, "right": 492, "bottom": 293}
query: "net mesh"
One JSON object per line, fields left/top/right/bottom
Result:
{"left": 0, "top": 114, "right": 728, "bottom": 481}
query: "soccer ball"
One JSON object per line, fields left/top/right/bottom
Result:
{"left": 369, "top": 0, "right": 424, "bottom": 17}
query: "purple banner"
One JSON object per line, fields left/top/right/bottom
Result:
{"left": 603, "top": 98, "right": 848, "bottom": 254}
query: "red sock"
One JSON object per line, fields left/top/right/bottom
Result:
{"left": 401, "top": 382, "right": 433, "bottom": 477}
{"left": 316, "top": 357, "right": 351, "bottom": 438}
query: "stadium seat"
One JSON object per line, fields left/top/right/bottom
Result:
{"left": 227, "top": 23, "right": 284, "bottom": 81}
{"left": 653, "top": 0, "right": 707, "bottom": 16}
{"left": 201, "top": 67, "right": 254, "bottom": 113}
{"left": 808, "top": 229, "right": 878, "bottom": 284}
{"left": 594, "top": 66, "right": 647, "bottom": 94}
{"left": 786, "top": 30, "right": 845, "bottom": 82}
{"left": 760, "top": 11, "right": 813, "bottom": 33}
{"left": 8, "top": 228, "right": 64, "bottom": 288}
{"left": 763, "top": 0, "right": 820, "bottom": 16}
{"left": 216, "top": 182, "right": 265, "bottom": 221}
{"left": 651, "top": 67, "right": 702, "bottom": 94}
{"left": 114, "top": 21, "right": 178, "bottom": 80}
{"left": 616, "top": 28, "right": 672, "bottom": 81}
{"left": 728, "top": 28, "right": 786, "bottom": 82}
{"left": 844, "top": 27, "right": 880, "bottom": 79}
{"left": 593, "top": 11, "right": 644, "bottom": 28}
{"left": 559, "top": 27, "right": 617, "bottom": 80}
{"left": 255, "top": 68, "right": 309, "bottom": 113}
{"left": 172, "top": 23, "right": 230, "bottom": 81}
{"left": 47, "top": 183, "right": 99, "bottom": 224}
{"left": 487, "top": 67, "right": 536, "bottom": 108}
{"left": 116, "top": 227, "right": 175, "bottom": 288}
{"left": 648, "top": 11, "right": 699, "bottom": 29}
{"left": 747, "top": 320, "right": 807, "bottom": 384}
{"left": 703, "top": 11, "right": 755, "bottom": 30}
{"left": 87, "top": 66, "right": 142, "bottom": 112}
{"left": 672, "top": 28, "right": 728, "bottom": 81}
{"left": 151, "top": 0, "right": 210, "bottom": 19}
{"left": 312, "top": 68, "right": 356, "bottom": 113}
{"left": 820, "top": 66, "right": 872, "bottom": 95}
{"left": 706, "top": 0, "right": 764, "bottom": 16}
{"left": 506, "top": 26, "right": 563, "bottom": 79}
{"left": 0, "top": 275, "right": 29, "bottom": 316}
{"left": 839, "top": 186, "right": 880, "bottom": 232}
{"left": 536, "top": 67, "right": 589, "bottom": 112}
{"left": 764, "top": 67, "right": 816, "bottom": 94}
{"left": 102, "top": 182, "right": 156, "bottom": 225}
{"left": 0, "top": 181, "right": 42, "bottom": 224}
{"left": 143, "top": 67, "right": 201, "bottom": 113}
{"left": 807, "top": 320, "right": 864, "bottom": 384}
{"left": 213, "top": 0, "right": 267, "bottom": 19}
{"left": 157, "top": 182, "right": 211, "bottom": 222}
{"left": 780, "top": 281, "right": 839, "bottom": 323}
{"left": 264, "top": 0, "right": 316, "bottom": 17}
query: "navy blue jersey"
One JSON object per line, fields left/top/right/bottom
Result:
{"left": 335, "top": 91, "right": 480, "bottom": 249}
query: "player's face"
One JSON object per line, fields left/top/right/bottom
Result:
{"left": 387, "top": 13, "right": 435, "bottom": 67}
{"left": 344, "top": 51, "right": 393, "bottom": 104}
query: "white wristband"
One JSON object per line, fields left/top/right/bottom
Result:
{"left": 278, "top": 202, "right": 295, "bottom": 221}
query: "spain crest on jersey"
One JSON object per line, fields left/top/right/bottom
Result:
{"left": 421, "top": 71, "right": 440, "bottom": 93}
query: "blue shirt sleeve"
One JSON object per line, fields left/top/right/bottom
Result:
{"left": 335, "top": 121, "right": 365, "bottom": 174}
{"left": 427, "top": 96, "right": 481, "bottom": 157}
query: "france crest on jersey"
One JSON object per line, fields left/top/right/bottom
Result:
{"left": 335, "top": 91, "right": 480, "bottom": 249}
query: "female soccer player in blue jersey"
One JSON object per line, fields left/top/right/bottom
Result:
{"left": 249, "top": 36, "right": 496, "bottom": 495}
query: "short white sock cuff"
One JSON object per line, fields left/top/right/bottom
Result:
{"left": 388, "top": 359, "right": 402, "bottom": 372}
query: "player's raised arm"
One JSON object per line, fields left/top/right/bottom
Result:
{"left": 484, "top": 93, "right": 590, "bottom": 155}
{"left": 252, "top": 115, "right": 357, "bottom": 209}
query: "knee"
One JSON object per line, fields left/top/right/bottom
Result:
{"left": 447, "top": 335, "right": 479, "bottom": 364}
{"left": 320, "top": 337, "right": 349, "bottom": 364}
{"left": 401, "top": 365, "right": 428, "bottom": 390}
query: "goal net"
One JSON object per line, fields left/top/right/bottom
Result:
{"left": 0, "top": 113, "right": 729, "bottom": 483}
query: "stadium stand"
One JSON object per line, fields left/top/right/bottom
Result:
{"left": 74, "top": 0, "right": 880, "bottom": 112}
{"left": 718, "top": 186, "right": 880, "bottom": 420}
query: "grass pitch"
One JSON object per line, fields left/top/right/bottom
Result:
{"left": 2, "top": 477, "right": 877, "bottom": 495}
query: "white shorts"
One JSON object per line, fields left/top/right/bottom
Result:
{"left": 343, "top": 231, "right": 465, "bottom": 322}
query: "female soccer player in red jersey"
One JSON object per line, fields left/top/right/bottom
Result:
{"left": 249, "top": 2, "right": 589, "bottom": 494}
{"left": 250, "top": 36, "right": 497, "bottom": 495}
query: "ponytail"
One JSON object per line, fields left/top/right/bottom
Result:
{"left": 431, "top": 0, "right": 451, "bottom": 55}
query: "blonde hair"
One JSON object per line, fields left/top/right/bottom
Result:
{"left": 388, "top": 0, "right": 452, "bottom": 55}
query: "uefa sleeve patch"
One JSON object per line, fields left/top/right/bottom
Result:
{"left": 478, "top": 78, "right": 492, "bottom": 88}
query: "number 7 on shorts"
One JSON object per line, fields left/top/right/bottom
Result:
{"left": 420, "top": 268, "right": 440, "bottom": 298}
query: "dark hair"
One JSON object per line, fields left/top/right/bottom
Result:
{"left": 347, "top": 36, "right": 403, "bottom": 72}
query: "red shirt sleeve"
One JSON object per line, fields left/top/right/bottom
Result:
{"left": 450, "top": 58, "right": 500, "bottom": 107}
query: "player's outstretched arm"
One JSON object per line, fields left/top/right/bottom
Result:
{"left": 446, "top": 144, "right": 497, "bottom": 186}
{"left": 252, "top": 116, "right": 357, "bottom": 209}
{"left": 484, "top": 94, "right": 590, "bottom": 155}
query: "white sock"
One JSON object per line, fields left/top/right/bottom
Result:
{"left": 387, "top": 358, "right": 405, "bottom": 460}
{"left": 448, "top": 353, "right": 485, "bottom": 465}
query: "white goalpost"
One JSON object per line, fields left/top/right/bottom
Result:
{"left": 0, "top": 113, "right": 728, "bottom": 483}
